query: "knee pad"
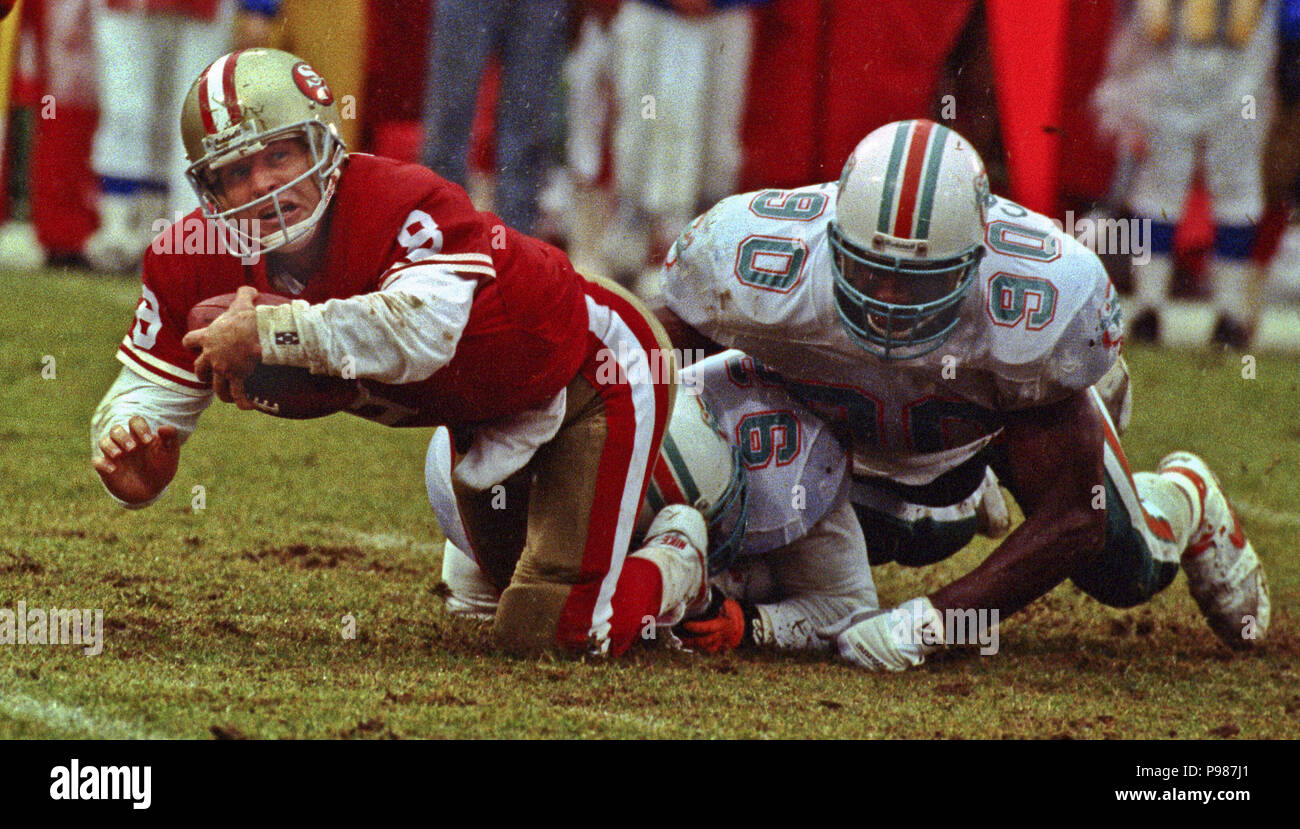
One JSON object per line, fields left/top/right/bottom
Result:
{"left": 491, "top": 582, "right": 570, "bottom": 655}
{"left": 1069, "top": 476, "right": 1180, "bottom": 608}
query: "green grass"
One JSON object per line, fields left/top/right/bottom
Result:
{"left": 2, "top": 269, "right": 1296, "bottom": 739}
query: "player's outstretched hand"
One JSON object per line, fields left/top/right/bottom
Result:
{"left": 182, "top": 285, "right": 261, "bottom": 409}
{"left": 93, "top": 416, "right": 181, "bottom": 506}
{"left": 817, "top": 597, "right": 943, "bottom": 672}
{"left": 677, "top": 589, "right": 747, "bottom": 653}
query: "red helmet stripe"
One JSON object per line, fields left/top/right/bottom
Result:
{"left": 197, "top": 66, "right": 217, "bottom": 134}
{"left": 891, "top": 119, "right": 934, "bottom": 239}
{"left": 220, "top": 49, "right": 244, "bottom": 127}
{"left": 196, "top": 51, "right": 245, "bottom": 135}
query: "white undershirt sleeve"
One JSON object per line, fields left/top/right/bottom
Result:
{"left": 256, "top": 265, "right": 477, "bottom": 384}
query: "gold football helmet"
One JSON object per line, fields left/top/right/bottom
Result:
{"left": 181, "top": 48, "right": 347, "bottom": 256}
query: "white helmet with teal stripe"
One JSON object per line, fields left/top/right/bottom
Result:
{"left": 637, "top": 392, "right": 748, "bottom": 573}
{"left": 830, "top": 119, "right": 991, "bottom": 360}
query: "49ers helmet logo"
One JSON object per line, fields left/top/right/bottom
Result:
{"left": 291, "top": 61, "right": 333, "bottom": 105}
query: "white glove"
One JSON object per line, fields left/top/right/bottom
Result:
{"left": 818, "top": 597, "right": 944, "bottom": 671}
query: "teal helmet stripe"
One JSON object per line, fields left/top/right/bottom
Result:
{"left": 876, "top": 122, "right": 911, "bottom": 233}
{"left": 914, "top": 123, "right": 950, "bottom": 239}
{"left": 660, "top": 431, "right": 701, "bottom": 505}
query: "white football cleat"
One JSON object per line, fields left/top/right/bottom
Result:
{"left": 1157, "top": 452, "right": 1270, "bottom": 650}
{"left": 84, "top": 226, "right": 147, "bottom": 273}
{"left": 84, "top": 193, "right": 150, "bottom": 273}
{"left": 439, "top": 541, "right": 500, "bottom": 621}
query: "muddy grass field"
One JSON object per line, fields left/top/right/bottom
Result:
{"left": 2, "top": 270, "right": 1296, "bottom": 739}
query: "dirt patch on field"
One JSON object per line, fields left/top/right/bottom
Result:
{"left": 29, "top": 528, "right": 119, "bottom": 543}
{"left": 105, "top": 572, "right": 148, "bottom": 588}
{"left": 338, "top": 716, "right": 402, "bottom": 739}
{"left": 382, "top": 690, "right": 479, "bottom": 707}
{"left": 244, "top": 544, "right": 363, "bottom": 569}
{"left": 102, "top": 613, "right": 165, "bottom": 658}
{"left": 0, "top": 551, "right": 44, "bottom": 574}
{"left": 212, "top": 618, "right": 254, "bottom": 638}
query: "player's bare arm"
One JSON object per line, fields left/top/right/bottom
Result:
{"left": 653, "top": 305, "right": 724, "bottom": 357}
{"left": 929, "top": 390, "right": 1107, "bottom": 617}
{"left": 673, "top": 120, "right": 1268, "bottom": 669}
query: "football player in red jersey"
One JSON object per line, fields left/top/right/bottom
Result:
{"left": 91, "top": 48, "right": 710, "bottom": 657}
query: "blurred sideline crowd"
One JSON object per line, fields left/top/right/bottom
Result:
{"left": 4, "top": 0, "right": 1300, "bottom": 349}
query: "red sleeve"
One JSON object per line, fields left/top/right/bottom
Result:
{"left": 115, "top": 251, "right": 209, "bottom": 395}
{"left": 312, "top": 157, "right": 497, "bottom": 297}
{"left": 375, "top": 175, "right": 499, "bottom": 290}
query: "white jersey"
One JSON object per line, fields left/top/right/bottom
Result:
{"left": 689, "top": 351, "right": 847, "bottom": 556}
{"left": 663, "top": 186, "right": 1122, "bottom": 485}
{"left": 425, "top": 350, "right": 849, "bottom": 559}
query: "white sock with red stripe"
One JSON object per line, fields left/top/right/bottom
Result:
{"left": 629, "top": 505, "right": 709, "bottom": 627}
{"left": 1137, "top": 471, "right": 1201, "bottom": 555}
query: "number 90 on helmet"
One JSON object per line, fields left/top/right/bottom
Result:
{"left": 180, "top": 48, "right": 347, "bottom": 257}
{"left": 829, "top": 119, "right": 991, "bottom": 360}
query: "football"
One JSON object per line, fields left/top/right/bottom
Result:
{"left": 186, "top": 292, "right": 360, "bottom": 419}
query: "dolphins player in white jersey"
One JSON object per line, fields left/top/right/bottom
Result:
{"left": 656, "top": 119, "right": 1271, "bottom": 670}
{"left": 428, "top": 351, "right": 879, "bottom": 653}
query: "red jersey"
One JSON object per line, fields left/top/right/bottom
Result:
{"left": 118, "top": 154, "right": 592, "bottom": 428}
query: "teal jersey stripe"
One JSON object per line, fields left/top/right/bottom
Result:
{"left": 660, "top": 432, "right": 700, "bottom": 505}
{"left": 914, "top": 124, "right": 949, "bottom": 240}
{"left": 877, "top": 122, "right": 911, "bottom": 233}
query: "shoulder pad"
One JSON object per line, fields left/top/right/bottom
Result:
{"left": 976, "top": 199, "right": 1121, "bottom": 406}
{"left": 663, "top": 185, "right": 837, "bottom": 340}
